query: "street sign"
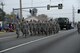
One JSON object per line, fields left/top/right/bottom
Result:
{"left": 29, "top": 9, "right": 32, "bottom": 13}
{"left": 33, "top": 8, "right": 37, "bottom": 13}
{"left": 30, "top": 8, "right": 38, "bottom": 16}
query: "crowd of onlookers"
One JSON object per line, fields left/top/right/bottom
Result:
{"left": 0, "top": 23, "right": 15, "bottom": 32}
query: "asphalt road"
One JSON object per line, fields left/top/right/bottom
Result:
{"left": 41, "top": 31, "right": 80, "bottom": 53}
{"left": 0, "top": 29, "right": 79, "bottom": 53}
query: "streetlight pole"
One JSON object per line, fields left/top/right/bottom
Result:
{"left": 20, "top": 0, "right": 23, "bottom": 20}
{"left": 72, "top": 6, "right": 75, "bottom": 27}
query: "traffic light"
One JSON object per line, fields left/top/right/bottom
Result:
{"left": 58, "top": 4, "right": 63, "bottom": 9}
{"left": 78, "top": 9, "right": 80, "bottom": 13}
{"left": 29, "top": 9, "right": 32, "bottom": 13}
{"left": 47, "top": 5, "right": 50, "bottom": 10}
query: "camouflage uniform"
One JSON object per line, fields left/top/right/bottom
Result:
{"left": 23, "top": 21, "right": 29, "bottom": 37}
{"left": 28, "top": 22, "right": 31, "bottom": 36}
{"left": 77, "top": 21, "right": 80, "bottom": 33}
{"left": 53, "top": 21, "right": 57, "bottom": 34}
{"left": 41, "top": 22, "right": 44, "bottom": 35}
{"left": 56, "top": 22, "right": 60, "bottom": 33}
{"left": 21, "top": 22, "right": 26, "bottom": 37}
{"left": 29, "top": 21, "right": 34, "bottom": 36}
{"left": 20, "top": 22, "right": 24, "bottom": 36}
{"left": 42, "top": 22, "right": 46, "bottom": 35}
{"left": 35, "top": 21, "right": 38, "bottom": 35}
{"left": 37, "top": 21, "right": 41, "bottom": 35}
{"left": 45, "top": 22, "right": 48, "bottom": 35}
{"left": 15, "top": 22, "right": 20, "bottom": 38}
{"left": 32, "top": 21, "right": 36, "bottom": 35}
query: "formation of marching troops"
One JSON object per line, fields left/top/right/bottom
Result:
{"left": 15, "top": 19, "right": 60, "bottom": 38}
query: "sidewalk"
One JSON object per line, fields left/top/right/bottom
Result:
{"left": 0, "top": 31, "right": 16, "bottom": 38}
{"left": 0, "top": 31, "right": 6, "bottom": 35}
{"left": 0, "top": 32, "right": 5, "bottom": 34}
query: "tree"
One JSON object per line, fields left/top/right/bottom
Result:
{"left": 5, "top": 12, "right": 16, "bottom": 19}
{"left": 0, "top": 8, "right": 5, "bottom": 21}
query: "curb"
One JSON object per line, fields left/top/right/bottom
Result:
{"left": 0, "top": 32, "right": 6, "bottom": 35}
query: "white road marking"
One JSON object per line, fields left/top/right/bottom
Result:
{"left": 0, "top": 34, "right": 55, "bottom": 53}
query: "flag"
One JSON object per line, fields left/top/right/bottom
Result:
{"left": 16, "top": 14, "right": 19, "bottom": 20}
{"left": 16, "top": 14, "right": 20, "bottom": 23}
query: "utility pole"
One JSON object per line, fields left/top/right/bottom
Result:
{"left": 20, "top": 0, "right": 23, "bottom": 20}
{"left": 72, "top": 6, "right": 75, "bottom": 27}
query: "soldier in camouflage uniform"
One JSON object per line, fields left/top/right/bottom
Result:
{"left": 31, "top": 20, "right": 35, "bottom": 35}
{"left": 52, "top": 21, "right": 55, "bottom": 34}
{"left": 29, "top": 20, "right": 33, "bottom": 36}
{"left": 37, "top": 20, "right": 41, "bottom": 35}
{"left": 45, "top": 21, "right": 48, "bottom": 35}
{"left": 22, "top": 22, "right": 25, "bottom": 37}
{"left": 56, "top": 22, "right": 60, "bottom": 33}
{"left": 77, "top": 21, "right": 80, "bottom": 33}
{"left": 44, "top": 21, "right": 48, "bottom": 35}
{"left": 28, "top": 21, "right": 31, "bottom": 36}
{"left": 15, "top": 22, "right": 20, "bottom": 38}
{"left": 22, "top": 21, "right": 28, "bottom": 38}
{"left": 20, "top": 20, "right": 24, "bottom": 37}
{"left": 22, "top": 21, "right": 29, "bottom": 38}
{"left": 34, "top": 21, "right": 38, "bottom": 35}
{"left": 53, "top": 21, "right": 57, "bottom": 34}
{"left": 41, "top": 21, "right": 44, "bottom": 35}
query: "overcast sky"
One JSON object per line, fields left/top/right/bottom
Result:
{"left": 1, "top": 0, "right": 80, "bottom": 22}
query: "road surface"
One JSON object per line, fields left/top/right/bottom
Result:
{"left": 0, "top": 29, "right": 80, "bottom": 53}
